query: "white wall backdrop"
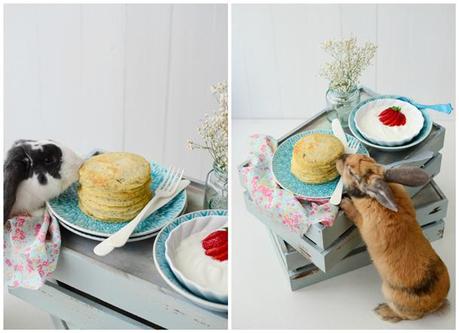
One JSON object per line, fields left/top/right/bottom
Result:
{"left": 232, "top": 4, "right": 455, "bottom": 120}
{"left": 5, "top": 4, "right": 227, "bottom": 181}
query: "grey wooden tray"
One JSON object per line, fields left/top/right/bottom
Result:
{"left": 10, "top": 178, "right": 227, "bottom": 329}
{"left": 272, "top": 219, "right": 445, "bottom": 291}
{"left": 244, "top": 179, "right": 448, "bottom": 273}
{"left": 271, "top": 179, "right": 448, "bottom": 272}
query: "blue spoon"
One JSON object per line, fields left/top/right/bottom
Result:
{"left": 397, "top": 96, "right": 453, "bottom": 114}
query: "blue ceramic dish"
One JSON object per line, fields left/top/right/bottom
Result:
{"left": 47, "top": 161, "right": 187, "bottom": 237}
{"left": 153, "top": 209, "right": 228, "bottom": 313}
{"left": 271, "top": 129, "right": 369, "bottom": 199}
{"left": 349, "top": 95, "right": 433, "bottom": 152}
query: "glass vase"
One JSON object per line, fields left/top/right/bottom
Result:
{"left": 204, "top": 163, "right": 228, "bottom": 210}
{"left": 325, "top": 86, "right": 360, "bottom": 128}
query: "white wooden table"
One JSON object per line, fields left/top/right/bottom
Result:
{"left": 9, "top": 180, "right": 228, "bottom": 329}
{"left": 231, "top": 118, "right": 455, "bottom": 330}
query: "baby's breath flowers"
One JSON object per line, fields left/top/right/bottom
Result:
{"left": 321, "top": 38, "right": 377, "bottom": 94}
{"left": 188, "top": 81, "right": 228, "bottom": 173}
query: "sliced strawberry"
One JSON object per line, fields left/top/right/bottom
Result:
{"left": 213, "top": 251, "right": 228, "bottom": 262}
{"left": 378, "top": 113, "right": 394, "bottom": 123}
{"left": 388, "top": 115, "right": 400, "bottom": 126}
{"left": 202, "top": 230, "right": 227, "bottom": 249}
{"left": 400, "top": 116, "right": 406, "bottom": 125}
{"left": 205, "top": 243, "right": 228, "bottom": 256}
{"left": 201, "top": 228, "right": 228, "bottom": 262}
{"left": 378, "top": 106, "right": 406, "bottom": 127}
{"left": 395, "top": 112, "right": 406, "bottom": 126}
{"left": 378, "top": 109, "right": 393, "bottom": 120}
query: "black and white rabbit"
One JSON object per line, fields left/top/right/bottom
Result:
{"left": 4, "top": 139, "right": 83, "bottom": 222}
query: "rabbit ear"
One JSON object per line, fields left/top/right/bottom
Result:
{"left": 366, "top": 178, "right": 398, "bottom": 212}
{"left": 384, "top": 166, "right": 430, "bottom": 187}
{"left": 3, "top": 146, "right": 31, "bottom": 222}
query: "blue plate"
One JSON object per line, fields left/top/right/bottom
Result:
{"left": 47, "top": 161, "right": 187, "bottom": 237}
{"left": 57, "top": 215, "right": 160, "bottom": 242}
{"left": 272, "top": 129, "right": 369, "bottom": 199}
{"left": 349, "top": 95, "right": 433, "bottom": 152}
{"left": 153, "top": 209, "right": 228, "bottom": 313}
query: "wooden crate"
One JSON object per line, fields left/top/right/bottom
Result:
{"left": 245, "top": 180, "right": 448, "bottom": 272}
{"left": 272, "top": 220, "right": 445, "bottom": 291}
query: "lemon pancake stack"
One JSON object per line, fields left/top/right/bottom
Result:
{"left": 78, "top": 152, "right": 153, "bottom": 222}
{"left": 291, "top": 133, "right": 344, "bottom": 184}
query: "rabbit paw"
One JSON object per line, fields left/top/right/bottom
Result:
{"left": 374, "top": 303, "right": 402, "bottom": 323}
{"left": 340, "top": 198, "right": 362, "bottom": 226}
{"left": 340, "top": 197, "right": 357, "bottom": 217}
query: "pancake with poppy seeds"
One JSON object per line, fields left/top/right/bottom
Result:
{"left": 291, "top": 133, "right": 344, "bottom": 184}
{"left": 78, "top": 152, "right": 153, "bottom": 222}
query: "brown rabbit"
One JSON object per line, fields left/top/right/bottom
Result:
{"left": 336, "top": 154, "right": 449, "bottom": 322}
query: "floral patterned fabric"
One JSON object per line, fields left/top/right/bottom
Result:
{"left": 4, "top": 209, "right": 61, "bottom": 290}
{"left": 239, "top": 134, "right": 339, "bottom": 234}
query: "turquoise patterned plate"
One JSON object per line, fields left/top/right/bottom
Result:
{"left": 47, "top": 161, "right": 187, "bottom": 237}
{"left": 153, "top": 209, "right": 228, "bottom": 313}
{"left": 272, "top": 129, "right": 369, "bottom": 199}
{"left": 57, "top": 215, "right": 159, "bottom": 242}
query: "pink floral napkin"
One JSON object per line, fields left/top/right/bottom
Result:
{"left": 239, "top": 134, "right": 339, "bottom": 234}
{"left": 4, "top": 210, "right": 61, "bottom": 289}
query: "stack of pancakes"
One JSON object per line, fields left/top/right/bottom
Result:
{"left": 78, "top": 152, "right": 153, "bottom": 222}
{"left": 291, "top": 133, "right": 344, "bottom": 184}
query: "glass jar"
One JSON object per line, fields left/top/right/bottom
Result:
{"left": 325, "top": 86, "right": 361, "bottom": 127}
{"left": 204, "top": 163, "right": 228, "bottom": 210}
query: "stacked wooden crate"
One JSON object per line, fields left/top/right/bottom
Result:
{"left": 242, "top": 107, "right": 448, "bottom": 291}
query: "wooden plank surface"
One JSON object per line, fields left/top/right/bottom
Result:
{"left": 164, "top": 4, "right": 228, "bottom": 179}
{"left": 52, "top": 247, "right": 226, "bottom": 329}
{"left": 123, "top": 4, "right": 172, "bottom": 161}
{"left": 10, "top": 282, "right": 151, "bottom": 329}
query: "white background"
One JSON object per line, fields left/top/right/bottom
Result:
{"left": 232, "top": 3, "right": 455, "bottom": 330}
{"left": 232, "top": 4, "right": 455, "bottom": 121}
{"left": 4, "top": 4, "right": 227, "bottom": 329}
{"left": 5, "top": 4, "right": 228, "bottom": 181}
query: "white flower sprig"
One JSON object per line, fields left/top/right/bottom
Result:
{"left": 188, "top": 81, "right": 228, "bottom": 173}
{"left": 321, "top": 38, "right": 377, "bottom": 94}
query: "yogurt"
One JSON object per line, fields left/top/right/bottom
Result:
{"left": 174, "top": 230, "right": 227, "bottom": 295}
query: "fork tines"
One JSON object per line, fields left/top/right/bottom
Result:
{"left": 160, "top": 167, "right": 184, "bottom": 191}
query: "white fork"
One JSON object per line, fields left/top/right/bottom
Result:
{"left": 329, "top": 140, "right": 360, "bottom": 205}
{"left": 94, "top": 167, "right": 184, "bottom": 256}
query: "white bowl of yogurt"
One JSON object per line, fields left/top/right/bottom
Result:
{"left": 354, "top": 98, "right": 424, "bottom": 146}
{"left": 165, "top": 215, "right": 228, "bottom": 304}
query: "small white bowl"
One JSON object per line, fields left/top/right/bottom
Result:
{"left": 165, "top": 215, "right": 228, "bottom": 304}
{"left": 355, "top": 98, "right": 424, "bottom": 146}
